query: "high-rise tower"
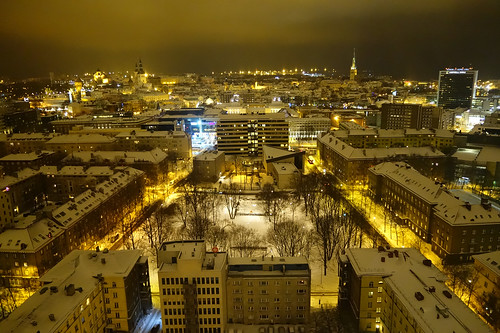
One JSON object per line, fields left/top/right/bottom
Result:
{"left": 349, "top": 48, "right": 357, "bottom": 81}
{"left": 437, "top": 68, "right": 478, "bottom": 109}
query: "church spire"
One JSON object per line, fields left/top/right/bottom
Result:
{"left": 351, "top": 48, "right": 356, "bottom": 70}
{"left": 350, "top": 48, "right": 358, "bottom": 80}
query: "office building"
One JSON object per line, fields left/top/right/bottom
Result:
{"left": 339, "top": 247, "right": 492, "bottom": 333}
{"left": 216, "top": 113, "right": 288, "bottom": 156}
{"left": 0, "top": 249, "right": 152, "bottom": 333}
{"left": 381, "top": 104, "right": 443, "bottom": 130}
{"left": 437, "top": 68, "right": 478, "bottom": 109}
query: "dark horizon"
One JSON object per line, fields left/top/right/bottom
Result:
{"left": 1, "top": 0, "right": 499, "bottom": 81}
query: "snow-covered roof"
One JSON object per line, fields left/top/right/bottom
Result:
{"left": 0, "top": 151, "right": 54, "bottom": 162}
{"left": 64, "top": 148, "right": 168, "bottom": 164}
{"left": 345, "top": 248, "right": 492, "bottom": 333}
{"left": 0, "top": 168, "right": 40, "bottom": 189}
{"left": 0, "top": 217, "right": 63, "bottom": 252}
{"left": 473, "top": 251, "right": 500, "bottom": 278}
{"left": 272, "top": 162, "right": 299, "bottom": 175}
{"left": 46, "top": 134, "right": 116, "bottom": 144}
{"left": 0, "top": 250, "right": 143, "bottom": 333}
{"left": 319, "top": 133, "right": 444, "bottom": 160}
{"left": 194, "top": 150, "right": 224, "bottom": 161}
{"left": 370, "top": 162, "right": 444, "bottom": 203}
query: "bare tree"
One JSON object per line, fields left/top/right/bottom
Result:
{"left": 266, "top": 220, "right": 310, "bottom": 257}
{"left": 229, "top": 224, "right": 262, "bottom": 257}
{"left": 205, "top": 221, "right": 231, "bottom": 252}
{"left": 141, "top": 205, "right": 175, "bottom": 258}
{"left": 310, "top": 192, "right": 343, "bottom": 275}
{"left": 310, "top": 306, "right": 342, "bottom": 333}
{"left": 258, "top": 184, "right": 289, "bottom": 229}
{"left": 223, "top": 183, "right": 241, "bottom": 219}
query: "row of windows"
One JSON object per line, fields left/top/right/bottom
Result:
{"left": 165, "top": 328, "right": 221, "bottom": 333}
{"left": 162, "top": 276, "right": 220, "bottom": 285}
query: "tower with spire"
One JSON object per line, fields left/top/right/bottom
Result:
{"left": 133, "top": 58, "right": 148, "bottom": 87}
{"left": 350, "top": 48, "right": 357, "bottom": 81}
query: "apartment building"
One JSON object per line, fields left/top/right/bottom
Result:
{"left": 0, "top": 167, "right": 145, "bottom": 296}
{"left": 473, "top": 251, "right": 500, "bottom": 328}
{"left": 157, "top": 240, "right": 311, "bottom": 333}
{"left": 0, "top": 249, "right": 152, "bottom": 333}
{"left": 368, "top": 162, "right": 500, "bottom": 263}
{"left": 318, "top": 133, "right": 445, "bottom": 186}
{"left": 216, "top": 113, "right": 289, "bottom": 156}
{"left": 115, "top": 130, "right": 192, "bottom": 159}
{"left": 45, "top": 134, "right": 117, "bottom": 153}
{"left": 158, "top": 240, "right": 228, "bottom": 333}
{"left": 226, "top": 256, "right": 310, "bottom": 326}
{"left": 339, "top": 247, "right": 492, "bottom": 333}
{"left": 328, "top": 128, "right": 455, "bottom": 150}
{"left": 193, "top": 151, "right": 225, "bottom": 182}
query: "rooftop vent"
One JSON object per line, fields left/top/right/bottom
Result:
{"left": 65, "top": 284, "right": 75, "bottom": 296}
{"left": 49, "top": 314, "right": 55, "bottom": 321}
{"left": 101, "top": 258, "right": 106, "bottom": 264}
{"left": 414, "top": 292, "right": 424, "bottom": 301}
{"left": 422, "top": 259, "right": 432, "bottom": 267}
{"left": 443, "top": 290, "right": 452, "bottom": 299}
{"left": 381, "top": 257, "right": 385, "bottom": 262}
{"left": 50, "top": 286, "right": 58, "bottom": 294}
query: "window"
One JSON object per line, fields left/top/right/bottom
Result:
{"left": 368, "top": 281, "right": 374, "bottom": 287}
{"left": 368, "top": 291, "right": 373, "bottom": 298}
{"left": 377, "top": 297, "right": 382, "bottom": 303}
{"left": 368, "top": 302, "right": 372, "bottom": 308}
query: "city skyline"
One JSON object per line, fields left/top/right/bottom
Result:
{"left": 1, "top": 0, "right": 499, "bottom": 80}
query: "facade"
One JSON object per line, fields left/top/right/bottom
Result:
{"left": 216, "top": 113, "right": 289, "bottom": 156}
{"left": 437, "top": 68, "right": 478, "bottom": 109}
{"left": 0, "top": 151, "right": 58, "bottom": 174}
{"left": 287, "top": 116, "right": 331, "bottom": 145}
{"left": 328, "top": 128, "right": 455, "bottom": 150}
{"left": 157, "top": 240, "right": 311, "bottom": 333}
{"left": 0, "top": 249, "right": 152, "bottom": 333}
{"left": 50, "top": 114, "right": 155, "bottom": 134}
{"left": 115, "top": 130, "right": 192, "bottom": 159}
{"left": 368, "top": 162, "right": 500, "bottom": 263}
{"left": 63, "top": 148, "right": 172, "bottom": 185}
{"left": 339, "top": 247, "right": 492, "bottom": 333}
{"left": 158, "top": 240, "right": 228, "bottom": 333}
{"left": 318, "top": 133, "right": 446, "bottom": 185}
{"left": 1, "top": 132, "right": 60, "bottom": 154}
{"left": 381, "top": 104, "right": 443, "bottom": 130}
{"left": 45, "top": 134, "right": 117, "bottom": 153}
{"left": 193, "top": 151, "right": 225, "bottom": 182}
{"left": 226, "top": 256, "right": 310, "bottom": 326}
{"left": 473, "top": 251, "right": 500, "bottom": 328}
{"left": 0, "top": 167, "right": 145, "bottom": 297}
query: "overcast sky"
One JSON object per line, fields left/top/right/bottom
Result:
{"left": 1, "top": 0, "right": 498, "bottom": 80}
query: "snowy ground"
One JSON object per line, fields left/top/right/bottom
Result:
{"left": 125, "top": 192, "right": 351, "bottom": 318}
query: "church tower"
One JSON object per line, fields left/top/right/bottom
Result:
{"left": 349, "top": 48, "right": 357, "bottom": 81}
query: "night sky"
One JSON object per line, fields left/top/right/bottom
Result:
{"left": 1, "top": 0, "right": 499, "bottom": 80}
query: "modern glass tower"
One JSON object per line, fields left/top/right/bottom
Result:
{"left": 437, "top": 68, "right": 478, "bottom": 109}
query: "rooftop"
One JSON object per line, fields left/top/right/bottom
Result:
{"left": 0, "top": 249, "right": 143, "bottom": 333}
{"left": 343, "top": 247, "right": 492, "bottom": 333}
{"left": 473, "top": 251, "right": 500, "bottom": 277}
